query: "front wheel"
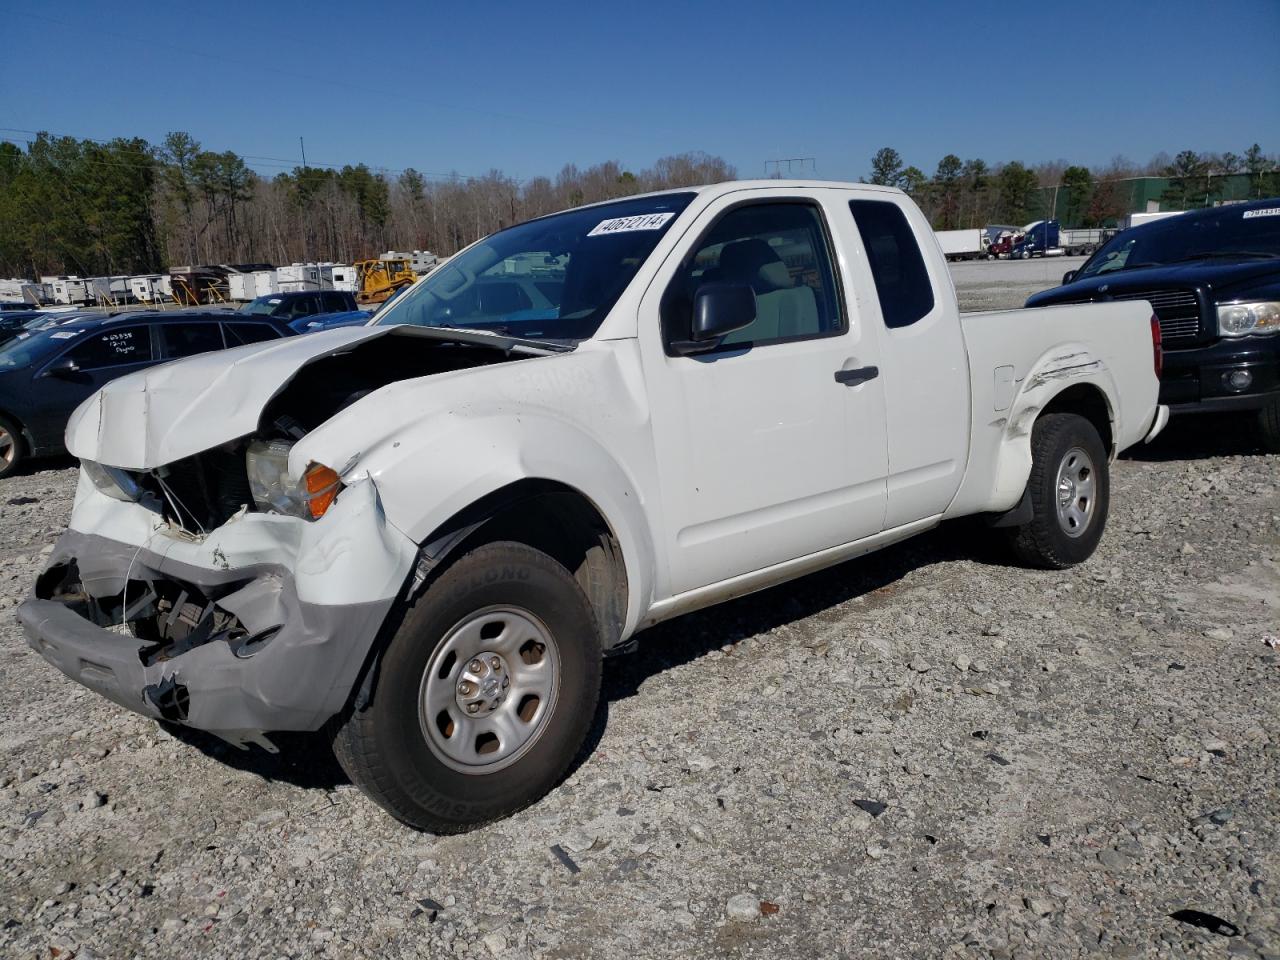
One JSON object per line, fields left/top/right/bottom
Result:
{"left": 1006, "top": 413, "right": 1110, "bottom": 569}
{"left": 331, "top": 541, "right": 603, "bottom": 832}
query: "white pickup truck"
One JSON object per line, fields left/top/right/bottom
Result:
{"left": 20, "top": 181, "right": 1167, "bottom": 832}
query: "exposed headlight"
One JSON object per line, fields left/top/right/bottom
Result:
{"left": 1217, "top": 301, "right": 1280, "bottom": 337}
{"left": 245, "top": 440, "right": 344, "bottom": 520}
{"left": 82, "top": 460, "right": 141, "bottom": 502}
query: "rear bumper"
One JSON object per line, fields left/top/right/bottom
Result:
{"left": 1160, "top": 337, "right": 1280, "bottom": 414}
{"left": 18, "top": 479, "right": 416, "bottom": 746}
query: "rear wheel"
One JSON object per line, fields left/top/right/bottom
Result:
{"left": 1259, "top": 397, "right": 1280, "bottom": 453}
{"left": 0, "top": 416, "right": 25, "bottom": 479}
{"left": 331, "top": 541, "right": 602, "bottom": 833}
{"left": 1007, "top": 413, "right": 1109, "bottom": 569}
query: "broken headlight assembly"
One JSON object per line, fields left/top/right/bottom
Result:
{"left": 82, "top": 460, "right": 142, "bottom": 502}
{"left": 245, "top": 439, "right": 343, "bottom": 520}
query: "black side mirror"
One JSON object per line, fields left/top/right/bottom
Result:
{"left": 670, "top": 283, "right": 756, "bottom": 356}
{"left": 1062, "top": 270, "right": 1077, "bottom": 285}
{"left": 43, "top": 356, "right": 81, "bottom": 379}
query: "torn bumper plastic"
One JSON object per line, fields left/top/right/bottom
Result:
{"left": 17, "top": 477, "right": 417, "bottom": 747}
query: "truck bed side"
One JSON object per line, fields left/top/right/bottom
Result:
{"left": 945, "top": 301, "right": 1159, "bottom": 519}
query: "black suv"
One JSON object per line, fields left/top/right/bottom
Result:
{"left": 0, "top": 311, "right": 292, "bottom": 478}
{"left": 1027, "top": 198, "right": 1280, "bottom": 449}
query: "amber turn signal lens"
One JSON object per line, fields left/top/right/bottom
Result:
{"left": 303, "top": 464, "right": 342, "bottom": 519}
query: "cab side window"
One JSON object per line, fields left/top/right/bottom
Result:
{"left": 64, "top": 326, "right": 154, "bottom": 369}
{"left": 849, "top": 199, "right": 935, "bottom": 329}
{"left": 665, "top": 203, "right": 844, "bottom": 351}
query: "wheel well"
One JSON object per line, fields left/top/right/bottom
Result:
{"left": 424, "top": 479, "right": 629, "bottom": 651}
{"left": 1040, "top": 384, "right": 1113, "bottom": 455}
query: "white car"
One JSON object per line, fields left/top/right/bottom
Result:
{"left": 20, "top": 181, "right": 1167, "bottom": 832}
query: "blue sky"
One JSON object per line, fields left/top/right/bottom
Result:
{"left": 1, "top": 0, "right": 1277, "bottom": 184}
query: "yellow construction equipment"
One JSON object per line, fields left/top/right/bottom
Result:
{"left": 355, "top": 258, "right": 415, "bottom": 305}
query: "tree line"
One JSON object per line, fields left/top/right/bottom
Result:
{"left": 866, "top": 144, "right": 1279, "bottom": 230}
{"left": 2, "top": 130, "right": 1276, "bottom": 281}
{"left": 0, "top": 132, "right": 736, "bottom": 280}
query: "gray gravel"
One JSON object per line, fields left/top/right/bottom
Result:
{"left": 1, "top": 261, "right": 1277, "bottom": 959}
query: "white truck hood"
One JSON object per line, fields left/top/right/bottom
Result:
{"left": 65, "top": 325, "right": 558, "bottom": 470}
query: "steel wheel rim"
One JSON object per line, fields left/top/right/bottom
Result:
{"left": 1055, "top": 445, "right": 1096, "bottom": 538}
{"left": 0, "top": 426, "right": 14, "bottom": 468}
{"left": 418, "top": 605, "right": 561, "bottom": 774}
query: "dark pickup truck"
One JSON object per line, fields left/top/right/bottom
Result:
{"left": 1027, "top": 198, "right": 1280, "bottom": 449}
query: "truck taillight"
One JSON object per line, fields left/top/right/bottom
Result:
{"left": 1151, "top": 314, "right": 1163, "bottom": 379}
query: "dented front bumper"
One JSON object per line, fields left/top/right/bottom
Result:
{"left": 17, "top": 474, "right": 418, "bottom": 747}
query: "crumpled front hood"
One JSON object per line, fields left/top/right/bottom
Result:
{"left": 65, "top": 325, "right": 557, "bottom": 469}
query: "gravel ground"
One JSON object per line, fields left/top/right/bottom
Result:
{"left": 1, "top": 262, "right": 1277, "bottom": 959}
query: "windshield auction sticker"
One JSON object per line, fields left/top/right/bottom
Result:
{"left": 588, "top": 212, "right": 676, "bottom": 236}
{"left": 1243, "top": 208, "right": 1279, "bottom": 219}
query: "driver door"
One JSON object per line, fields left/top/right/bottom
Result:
{"left": 639, "top": 190, "right": 889, "bottom": 596}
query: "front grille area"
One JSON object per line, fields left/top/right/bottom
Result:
{"left": 1107, "top": 288, "right": 1202, "bottom": 342}
{"left": 131, "top": 447, "right": 252, "bottom": 533}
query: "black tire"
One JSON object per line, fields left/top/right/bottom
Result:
{"left": 0, "top": 415, "right": 25, "bottom": 480}
{"left": 1258, "top": 397, "right": 1280, "bottom": 454}
{"left": 331, "top": 541, "right": 602, "bottom": 833}
{"left": 1006, "top": 413, "right": 1109, "bottom": 569}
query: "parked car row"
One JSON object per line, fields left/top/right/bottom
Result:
{"left": 0, "top": 297, "right": 379, "bottom": 476}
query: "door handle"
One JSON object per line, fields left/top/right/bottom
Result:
{"left": 834, "top": 365, "right": 879, "bottom": 386}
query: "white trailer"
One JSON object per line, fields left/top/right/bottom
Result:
{"left": 227, "top": 273, "right": 259, "bottom": 302}
{"left": 276, "top": 264, "right": 321, "bottom": 293}
{"left": 1125, "top": 211, "right": 1185, "bottom": 229}
{"left": 128, "top": 275, "right": 167, "bottom": 304}
{"left": 325, "top": 264, "right": 358, "bottom": 292}
{"left": 46, "top": 277, "right": 90, "bottom": 305}
{"left": 0, "top": 279, "right": 49, "bottom": 304}
{"left": 935, "top": 228, "right": 988, "bottom": 261}
{"left": 410, "top": 250, "right": 438, "bottom": 274}
{"left": 252, "top": 270, "right": 278, "bottom": 297}
{"left": 1058, "top": 228, "right": 1106, "bottom": 256}
{"left": 87, "top": 276, "right": 131, "bottom": 304}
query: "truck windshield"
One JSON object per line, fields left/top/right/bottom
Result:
{"left": 374, "top": 193, "right": 696, "bottom": 343}
{"left": 1077, "top": 205, "right": 1280, "bottom": 279}
{"left": 242, "top": 297, "right": 285, "bottom": 316}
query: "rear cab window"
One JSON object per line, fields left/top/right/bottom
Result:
{"left": 849, "top": 199, "right": 935, "bottom": 329}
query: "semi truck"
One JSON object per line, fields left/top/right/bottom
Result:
{"left": 1010, "top": 221, "right": 1112, "bottom": 259}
